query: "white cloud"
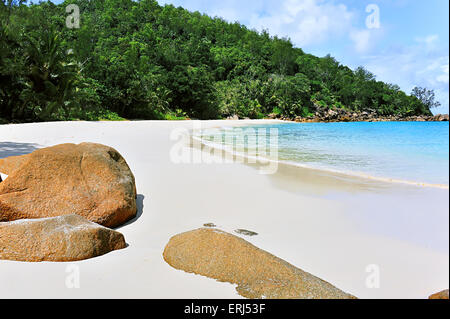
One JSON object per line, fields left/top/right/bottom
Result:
{"left": 350, "top": 29, "right": 371, "bottom": 53}
{"left": 159, "top": 0, "right": 369, "bottom": 50}
{"left": 248, "top": 0, "right": 356, "bottom": 47}
{"left": 361, "top": 41, "right": 449, "bottom": 114}
{"left": 436, "top": 64, "right": 449, "bottom": 84}
{"left": 415, "top": 34, "right": 439, "bottom": 45}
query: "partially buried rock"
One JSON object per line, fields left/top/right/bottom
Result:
{"left": 235, "top": 229, "right": 258, "bottom": 236}
{"left": 0, "top": 143, "right": 137, "bottom": 228}
{"left": 429, "top": 289, "right": 449, "bottom": 299}
{"left": 0, "top": 214, "right": 126, "bottom": 262}
{"left": 163, "top": 228, "right": 356, "bottom": 299}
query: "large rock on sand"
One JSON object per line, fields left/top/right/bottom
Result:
{"left": 0, "top": 214, "right": 126, "bottom": 262}
{"left": 163, "top": 228, "right": 356, "bottom": 299}
{"left": 0, "top": 143, "right": 136, "bottom": 228}
{"left": 429, "top": 289, "right": 449, "bottom": 299}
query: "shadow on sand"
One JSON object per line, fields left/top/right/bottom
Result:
{"left": 115, "top": 194, "right": 145, "bottom": 229}
{"left": 0, "top": 141, "right": 40, "bottom": 159}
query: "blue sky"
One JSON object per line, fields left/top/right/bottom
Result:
{"left": 51, "top": 0, "right": 449, "bottom": 113}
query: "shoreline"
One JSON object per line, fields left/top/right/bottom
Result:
{"left": 267, "top": 107, "right": 449, "bottom": 123}
{"left": 0, "top": 111, "right": 449, "bottom": 127}
{"left": 191, "top": 122, "right": 449, "bottom": 190}
{"left": 0, "top": 120, "right": 448, "bottom": 299}
{"left": 194, "top": 135, "right": 450, "bottom": 190}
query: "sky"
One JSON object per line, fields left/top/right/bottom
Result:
{"left": 51, "top": 0, "right": 449, "bottom": 114}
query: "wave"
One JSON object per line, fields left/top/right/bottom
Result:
{"left": 192, "top": 135, "right": 449, "bottom": 190}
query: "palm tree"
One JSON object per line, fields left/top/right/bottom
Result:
{"left": 21, "top": 28, "right": 80, "bottom": 120}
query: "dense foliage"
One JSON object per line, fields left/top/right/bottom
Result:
{"left": 0, "top": 0, "right": 439, "bottom": 122}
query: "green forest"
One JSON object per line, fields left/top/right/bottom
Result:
{"left": 0, "top": 0, "right": 440, "bottom": 123}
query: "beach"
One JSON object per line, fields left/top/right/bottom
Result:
{"left": 0, "top": 120, "right": 448, "bottom": 299}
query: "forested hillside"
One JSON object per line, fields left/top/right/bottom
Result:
{"left": 0, "top": 0, "right": 439, "bottom": 123}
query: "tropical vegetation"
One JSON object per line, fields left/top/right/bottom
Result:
{"left": 0, "top": 0, "right": 440, "bottom": 123}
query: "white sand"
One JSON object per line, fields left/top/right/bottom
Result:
{"left": 0, "top": 120, "right": 448, "bottom": 299}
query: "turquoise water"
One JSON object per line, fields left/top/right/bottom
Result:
{"left": 201, "top": 122, "right": 449, "bottom": 186}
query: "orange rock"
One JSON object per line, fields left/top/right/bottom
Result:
{"left": 0, "top": 153, "right": 30, "bottom": 175}
{"left": 0, "top": 214, "right": 126, "bottom": 262}
{"left": 163, "top": 228, "right": 356, "bottom": 299}
{"left": 429, "top": 289, "right": 449, "bottom": 299}
{"left": 0, "top": 143, "right": 137, "bottom": 228}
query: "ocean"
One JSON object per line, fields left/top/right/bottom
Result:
{"left": 200, "top": 121, "right": 449, "bottom": 187}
